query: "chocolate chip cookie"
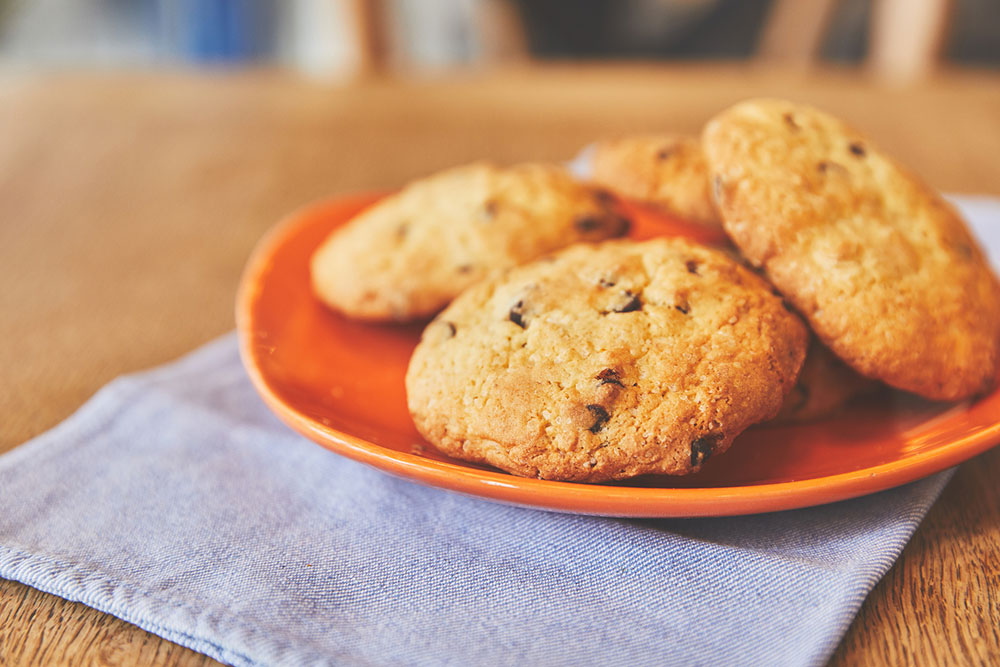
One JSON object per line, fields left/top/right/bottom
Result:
{"left": 311, "top": 162, "right": 630, "bottom": 321}
{"left": 406, "top": 238, "right": 808, "bottom": 482}
{"left": 589, "top": 134, "right": 722, "bottom": 228}
{"left": 774, "top": 338, "right": 876, "bottom": 423}
{"left": 703, "top": 98, "right": 1000, "bottom": 400}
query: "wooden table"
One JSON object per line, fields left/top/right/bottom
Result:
{"left": 1, "top": 65, "right": 998, "bottom": 665}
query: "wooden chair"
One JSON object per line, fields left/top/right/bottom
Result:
{"left": 758, "top": 0, "right": 956, "bottom": 81}
{"left": 343, "top": 0, "right": 955, "bottom": 81}
{"left": 341, "top": 0, "right": 528, "bottom": 76}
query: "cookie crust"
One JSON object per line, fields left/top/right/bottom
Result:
{"left": 406, "top": 238, "right": 808, "bottom": 482}
{"left": 311, "top": 162, "right": 630, "bottom": 322}
{"left": 703, "top": 98, "right": 1000, "bottom": 400}
{"left": 590, "top": 134, "right": 722, "bottom": 227}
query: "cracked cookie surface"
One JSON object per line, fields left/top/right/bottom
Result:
{"left": 590, "top": 134, "right": 722, "bottom": 228}
{"left": 406, "top": 238, "right": 808, "bottom": 482}
{"left": 311, "top": 162, "right": 630, "bottom": 322}
{"left": 703, "top": 98, "right": 1000, "bottom": 400}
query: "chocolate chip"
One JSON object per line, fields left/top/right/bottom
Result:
{"left": 690, "top": 434, "right": 722, "bottom": 467}
{"left": 596, "top": 368, "right": 624, "bottom": 387}
{"left": 586, "top": 404, "right": 610, "bottom": 433}
{"left": 656, "top": 147, "right": 674, "bottom": 160}
{"left": 819, "top": 160, "right": 847, "bottom": 175}
{"left": 480, "top": 199, "right": 498, "bottom": 220}
{"left": 600, "top": 290, "right": 643, "bottom": 315}
{"left": 442, "top": 321, "right": 457, "bottom": 338}
{"left": 675, "top": 302, "right": 690, "bottom": 315}
{"left": 598, "top": 277, "right": 617, "bottom": 288}
{"left": 613, "top": 291, "right": 642, "bottom": 313}
{"left": 594, "top": 189, "right": 616, "bottom": 204}
{"left": 783, "top": 113, "right": 800, "bottom": 130}
{"left": 685, "top": 260, "right": 699, "bottom": 275}
{"left": 509, "top": 300, "right": 527, "bottom": 328}
{"left": 574, "top": 216, "right": 604, "bottom": 233}
{"left": 849, "top": 142, "right": 866, "bottom": 157}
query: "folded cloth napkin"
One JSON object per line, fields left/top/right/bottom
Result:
{"left": 2, "top": 196, "right": 998, "bottom": 667}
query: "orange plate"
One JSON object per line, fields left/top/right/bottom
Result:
{"left": 236, "top": 193, "right": 1000, "bottom": 517}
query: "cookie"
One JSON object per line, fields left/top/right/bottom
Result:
{"left": 774, "top": 338, "right": 876, "bottom": 423}
{"left": 311, "top": 162, "right": 630, "bottom": 321}
{"left": 589, "top": 134, "right": 722, "bottom": 228}
{"left": 406, "top": 238, "right": 808, "bottom": 482}
{"left": 703, "top": 98, "right": 1000, "bottom": 400}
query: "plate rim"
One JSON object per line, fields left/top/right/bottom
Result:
{"left": 236, "top": 193, "right": 1000, "bottom": 517}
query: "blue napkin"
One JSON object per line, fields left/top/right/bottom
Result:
{"left": 2, "top": 196, "right": 998, "bottom": 667}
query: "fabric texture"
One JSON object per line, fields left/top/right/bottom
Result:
{"left": 2, "top": 195, "right": 998, "bottom": 667}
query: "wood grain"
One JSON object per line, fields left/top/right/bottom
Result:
{"left": 1, "top": 66, "right": 998, "bottom": 666}
{"left": 832, "top": 445, "right": 1000, "bottom": 666}
{"left": 0, "top": 579, "right": 218, "bottom": 666}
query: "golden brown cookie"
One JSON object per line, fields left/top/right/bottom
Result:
{"left": 406, "top": 238, "right": 808, "bottom": 482}
{"left": 589, "top": 134, "right": 722, "bottom": 228}
{"left": 311, "top": 162, "right": 630, "bottom": 322}
{"left": 774, "top": 338, "right": 877, "bottom": 422}
{"left": 703, "top": 98, "right": 1000, "bottom": 401}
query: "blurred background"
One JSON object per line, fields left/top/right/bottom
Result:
{"left": 0, "top": 0, "right": 997, "bottom": 80}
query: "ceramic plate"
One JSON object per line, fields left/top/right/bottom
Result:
{"left": 236, "top": 193, "right": 1000, "bottom": 517}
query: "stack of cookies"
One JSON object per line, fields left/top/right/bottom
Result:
{"left": 311, "top": 99, "right": 1000, "bottom": 483}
